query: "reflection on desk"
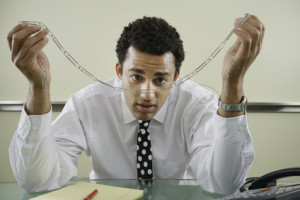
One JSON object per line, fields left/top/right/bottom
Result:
{"left": 0, "top": 179, "right": 224, "bottom": 200}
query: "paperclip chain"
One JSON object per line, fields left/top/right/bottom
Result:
{"left": 20, "top": 15, "right": 249, "bottom": 94}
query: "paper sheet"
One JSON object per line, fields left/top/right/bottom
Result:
{"left": 30, "top": 181, "right": 144, "bottom": 200}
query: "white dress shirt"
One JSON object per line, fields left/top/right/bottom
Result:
{"left": 9, "top": 77, "right": 254, "bottom": 195}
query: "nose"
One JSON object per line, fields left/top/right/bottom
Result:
{"left": 139, "top": 80, "right": 156, "bottom": 100}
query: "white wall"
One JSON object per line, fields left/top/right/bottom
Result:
{"left": 1, "top": 0, "right": 300, "bottom": 182}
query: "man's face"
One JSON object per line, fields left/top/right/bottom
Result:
{"left": 116, "top": 46, "right": 179, "bottom": 121}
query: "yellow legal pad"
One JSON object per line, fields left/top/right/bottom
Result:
{"left": 30, "top": 181, "right": 144, "bottom": 200}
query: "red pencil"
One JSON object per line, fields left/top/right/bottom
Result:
{"left": 83, "top": 189, "right": 98, "bottom": 200}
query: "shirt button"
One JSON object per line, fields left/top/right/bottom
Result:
{"left": 32, "top": 126, "right": 38, "bottom": 131}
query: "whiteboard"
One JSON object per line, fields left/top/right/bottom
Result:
{"left": 1, "top": 0, "right": 299, "bottom": 102}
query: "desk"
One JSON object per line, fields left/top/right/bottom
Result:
{"left": 0, "top": 179, "right": 224, "bottom": 200}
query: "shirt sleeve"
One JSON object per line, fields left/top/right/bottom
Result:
{"left": 9, "top": 98, "right": 88, "bottom": 192}
{"left": 184, "top": 97, "right": 254, "bottom": 195}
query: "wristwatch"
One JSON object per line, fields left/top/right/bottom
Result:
{"left": 218, "top": 96, "right": 247, "bottom": 112}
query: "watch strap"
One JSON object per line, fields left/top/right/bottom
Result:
{"left": 218, "top": 96, "right": 247, "bottom": 112}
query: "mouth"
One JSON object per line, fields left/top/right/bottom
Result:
{"left": 136, "top": 102, "right": 156, "bottom": 113}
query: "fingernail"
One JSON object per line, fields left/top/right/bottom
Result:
{"left": 235, "top": 18, "right": 242, "bottom": 22}
{"left": 33, "top": 25, "right": 41, "bottom": 30}
{"left": 42, "top": 28, "right": 49, "bottom": 34}
{"left": 43, "top": 37, "right": 49, "bottom": 43}
{"left": 234, "top": 18, "right": 241, "bottom": 26}
{"left": 20, "top": 22, "right": 27, "bottom": 27}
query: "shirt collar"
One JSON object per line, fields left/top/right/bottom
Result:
{"left": 121, "top": 92, "right": 169, "bottom": 124}
{"left": 121, "top": 92, "right": 136, "bottom": 124}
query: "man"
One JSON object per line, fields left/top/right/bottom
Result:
{"left": 7, "top": 14, "right": 264, "bottom": 194}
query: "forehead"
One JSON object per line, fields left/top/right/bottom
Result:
{"left": 123, "top": 46, "right": 175, "bottom": 72}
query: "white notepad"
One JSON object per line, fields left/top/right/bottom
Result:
{"left": 30, "top": 181, "right": 144, "bottom": 200}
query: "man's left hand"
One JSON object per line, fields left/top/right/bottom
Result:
{"left": 219, "top": 14, "right": 265, "bottom": 117}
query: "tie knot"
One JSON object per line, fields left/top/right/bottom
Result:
{"left": 138, "top": 120, "right": 151, "bottom": 130}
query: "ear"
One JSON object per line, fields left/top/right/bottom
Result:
{"left": 116, "top": 63, "right": 122, "bottom": 80}
{"left": 174, "top": 70, "right": 180, "bottom": 81}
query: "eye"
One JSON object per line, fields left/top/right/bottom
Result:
{"left": 154, "top": 77, "right": 167, "bottom": 85}
{"left": 131, "top": 74, "right": 143, "bottom": 82}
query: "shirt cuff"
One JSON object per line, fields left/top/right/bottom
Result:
{"left": 17, "top": 105, "right": 53, "bottom": 142}
{"left": 214, "top": 112, "right": 250, "bottom": 143}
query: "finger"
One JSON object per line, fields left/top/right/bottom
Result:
{"left": 233, "top": 28, "right": 251, "bottom": 63}
{"left": 11, "top": 25, "right": 42, "bottom": 62}
{"left": 246, "top": 14, "right": 264, "bottom": 30}
{"left": 249, "top": 16, "right": 265, "bottom": 53}
{"left": 239, "top": 21, "right": 261, "bottom": 54}
{"left": 234, "top": 14, "right": 251, "bottom": 28}
{"left": 23, "top": 37, "right": 49, "bottom": 67}
{"left": 235, "top": 14, "right": 261, "bottom": 28}
{"left": 244, "top": 15, "right": 265, "bottom": 41}
{"left": 7, "top": 22, "right": 28, "bottom": 50}
{"left": 258, "top": 25, "right": 265, "bottom": 52}
{"left": 234, "top": 17, "right": 246, "bottom": 28}
{"left": 17, "top": 28, "right": 49, "bottom": 63}
{"left": 239, "top": 15, "right": 265, "bottom": 52}
{"left": 17, "top": 38, "right": 49, "bottom": 84}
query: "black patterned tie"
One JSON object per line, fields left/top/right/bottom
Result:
{"left": 137, "top": 120, "right": 153, "bottom": 180}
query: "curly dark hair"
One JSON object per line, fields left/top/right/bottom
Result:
{"left": 116, "top": 16, "right": 185, "bottom": 76}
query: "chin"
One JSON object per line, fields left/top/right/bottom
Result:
{"left": 134, "top": 113, "right": 155, "bottom": 121}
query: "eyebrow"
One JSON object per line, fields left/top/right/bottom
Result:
{"left": 153, "top": 72, "right": 171, "bottom": 77}
{"left": 128, "top": 68, "right": 171, "bottom": 77}
{"left": 129, "top": 68, "right": 145, "bottom": 74}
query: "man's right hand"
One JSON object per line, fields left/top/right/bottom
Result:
{"left": 7, "top": 22, "right": 51, "bottom": 115}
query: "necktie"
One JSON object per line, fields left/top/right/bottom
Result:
{"left": 137, "top": 120, "right": 153, "bottom": 180}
